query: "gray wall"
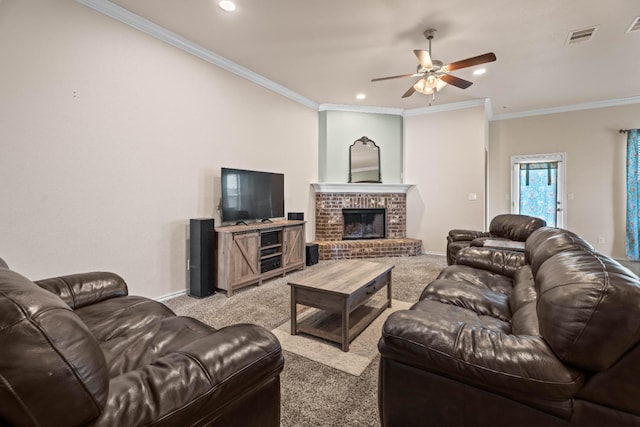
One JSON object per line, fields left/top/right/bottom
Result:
{"left": 319, "top": 110, "right": 403, "bottom": 183}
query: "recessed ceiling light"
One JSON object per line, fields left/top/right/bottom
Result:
{"left": 473, "top": 68, "right": 486, "bottom": 76}
{"left": 356, "top": 93, "right": 366, "bottom": 100}
{"left": 218, "top": 1, "right": 236, "bottom": 12}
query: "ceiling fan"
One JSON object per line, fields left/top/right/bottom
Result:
{"left": 372, "top": 29, "right": 496, "bottom": 102}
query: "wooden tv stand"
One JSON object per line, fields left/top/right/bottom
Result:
{"left": 215, "top": 220, "right": 306, "bottom": 297}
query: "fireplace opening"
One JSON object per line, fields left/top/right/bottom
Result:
{"left": 342, "top": 208, "right": 386, "bottom": 240}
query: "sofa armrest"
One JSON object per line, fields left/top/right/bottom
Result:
{"left": 447, "top": 229, "right": 490, "bottom": 243}
{"left": 379, "top": 304, "right": 583, "bottom": 401}
{"left": 35, "top": 272, "right": 128, "bottom": 309}
{"left": 455, "top": 246, "right": 526, "bottom": 278}
{"left": 94, "top": 324, "right": 284, "bottom": 426}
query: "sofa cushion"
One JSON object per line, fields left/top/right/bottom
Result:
{"left": 510, "top": 265, "right": 537, "bottom": 313}
{"left": 93, "top": 323, "right": 283, "bottom": 426}
{"left": 36, "top": 272, "right": 128, "bottom": 309}
{"left": 420, "top": 278, "right": 512, "bottom": 322}
{"left": 489, "top": 214, "right": 546, "bottom": 242}
{"left": 75, "top": 295, "right": 176, "bottom": 343}
{"left": 536, "top": 250, "right": 640, "bottom": 371}
{"left": 99, "top": 315, "right": 216, "bottom": 377}
{"left": 525, "top": 227, "right": 594, "bottom": 275}
{"left": 446, "top": 240, "right": 472, "bottom": 265}
{"left": 0, "top": 269, "right": 108, "bottom": 427}
{"left": 437, "top": 264, "right": 514, "bottom": 295}
{"left": 380, "top": 301, "right": 583, "bottom": 401}
{"left": 455, "top": 246, "right": 526, "bottom": 278}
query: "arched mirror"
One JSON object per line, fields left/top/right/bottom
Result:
{"left": 349, "top": 136, "right": 381, "bottom": 183}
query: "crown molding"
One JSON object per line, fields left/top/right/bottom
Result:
{"left": 402, "top": 99, "right": 487, "bottom": 117}
{"left": 73, "top": 1, "right": 640, "bottom": 120}
{"left": 318, "top": 104, "right": 404, "bottom": 116}
{"left": 491, "top": 96, "right": 640, "bottom": 121}
{"left": 76, "top": 0, "right": 319, "bottom": 111}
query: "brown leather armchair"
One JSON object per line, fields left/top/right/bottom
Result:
{"left": 379, "top": 227, "right": 640, "bottom": 426}
{"left": 446, "top": 213, "right": 546, "bottom": 265}
{"left": 0, "top": 263, "right": 284, "bottom": 427}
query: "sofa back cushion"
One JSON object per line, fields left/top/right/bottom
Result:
{"left": 0, "top": 268, "right": 108, "bottom": 427}
{"left": 535, "top": 250, "right": 640, "bottom": 371}
{"left": 489, "top": 214, "right": 546, "bottom": 242}
{"left": 525, "top": 227, "right": 594, "bottom": 275}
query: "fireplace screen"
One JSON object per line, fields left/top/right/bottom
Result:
{"left": 342, "top": 208, "right": 386, "bottom": 240}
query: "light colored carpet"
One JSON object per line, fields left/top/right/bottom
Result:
{"left": 164, "top": 254, "right": 447, "bottom": 427}
{"left": 272, "top": 299, "right": 412, "bottom": 376}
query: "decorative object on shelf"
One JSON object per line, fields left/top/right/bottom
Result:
{"left": 349, "top": 136, "right": 381, "bottom": 183}
{"left": 371, "top": 28, "right": 496, "bottom": 104}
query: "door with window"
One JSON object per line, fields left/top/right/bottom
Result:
{"left": 511, "top": 153, "right": 565, "bottom": 227}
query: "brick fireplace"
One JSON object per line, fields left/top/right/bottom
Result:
{"left": 312, "top": 183, "right": 422, "bottom": 260}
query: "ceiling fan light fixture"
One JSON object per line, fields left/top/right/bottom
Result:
{"left": 425, "top": 75, "right": 438, "bottom": 89}
{"left": 414, "top": 76, "right": 447, "bottom": 95}
{"left": 413, "top": 78, "right": 434, "bottom": 95}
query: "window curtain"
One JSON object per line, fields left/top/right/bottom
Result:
{"left": 518, "top": 162, "right": 558, "bottom": 227}
{"left": 626, "top": 129, "right": 640, "bottom": 260}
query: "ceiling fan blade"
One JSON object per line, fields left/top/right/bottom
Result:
{"left": 440, "top": 74, "right": 473, "bottom": 89}
{"left": 402, "top": 85, "right": 416, "bottom": 98}
{"left": 413, "top": 49, "right": 433, "bottom": 69}
{"left": 445, "top": 52, "right": 496, "bottom": 72}
{"left": 372, "top": 73, "right": 422, "bottom": 82}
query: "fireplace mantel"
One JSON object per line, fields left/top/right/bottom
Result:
{"left": 311, "top": 183, "right": 414, "bottom": 194}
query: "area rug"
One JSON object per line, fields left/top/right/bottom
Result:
{"left": 271, "top": 299, "right": 412, "bottom": 376}
{"left": 164, "top": 254, "right": 447, "bottom": 427}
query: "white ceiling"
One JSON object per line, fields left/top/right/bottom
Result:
{"left": 101, "top": 0, "right": 640, "bottom": 116}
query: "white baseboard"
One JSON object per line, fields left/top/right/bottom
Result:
{"left": 155, "top": 289, "right": 186, "bottom": 302}
{"left": 423, "top": 251, "right": 446, "bottom": 257}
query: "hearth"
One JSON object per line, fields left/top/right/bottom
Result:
{"left": 312, "top": 184, "right": 422, "bottom": 260}
{"left": 342, "top": 208, "right": 386, "bottom": 240}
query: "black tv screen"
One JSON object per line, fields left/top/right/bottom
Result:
{"left": 221, "top": 168, "right": 285, "bottom": 224}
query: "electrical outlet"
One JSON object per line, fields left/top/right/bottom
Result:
{"left": 597, "top": 237, "right": 605, "bottom": 244}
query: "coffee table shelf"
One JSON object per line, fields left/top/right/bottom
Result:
{"left": 288, "top": 260, "right": 394, "bottom": 352}
{"left": 296, "top": 297, "right": 389, "bottom": 348}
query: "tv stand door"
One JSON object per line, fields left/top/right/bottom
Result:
{"left": 283, "top": 225, "right": 305, "bottom": 270}
{"left": 219, "top": 231, "right": 260, "bottom": 296}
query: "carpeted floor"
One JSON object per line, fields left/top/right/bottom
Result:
{"left": 164, "top": 254, "right": 447, "bottom": 427}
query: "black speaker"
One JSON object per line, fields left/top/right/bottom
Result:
{"left": 288, "top": 212, "right": 304, "bottom": 221}
{"left": 189, "top": 218, "right": 215, "bottom": 298}
{"left": 306, "top": 243, "right": 319, "bottom": 266}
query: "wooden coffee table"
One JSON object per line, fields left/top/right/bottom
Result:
{"left": 287, "top": 259, "right": 394, "bottom": 352}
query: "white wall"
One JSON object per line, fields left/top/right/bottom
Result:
{"left": 489, "top": 104, "right": 640, "bottom": 258}
{"left": 0, "top": 0, "right": 318, "bottom": 298}
{"left": 404, "top": 107, "right": 488, "bottom": 254}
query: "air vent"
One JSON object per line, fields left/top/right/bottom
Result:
{"left": 627, "top": 17, "right": 640, "bottom": 33}
{"left": 566, "top": 26, "right": 599, "bottom": 45}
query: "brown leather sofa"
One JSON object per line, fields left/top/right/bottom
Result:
{"left": 0, "top": 261, "right": 284, "bottom": 427}
{"left": 379, "top": 227, "right": 640, "bottom": 426}
{"left": 446, "top": 213, "right": 546, "bottom": 265}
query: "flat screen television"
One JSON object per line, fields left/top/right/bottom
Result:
{"left": 220, "top": 167, "right": 285, "bottom": 224}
